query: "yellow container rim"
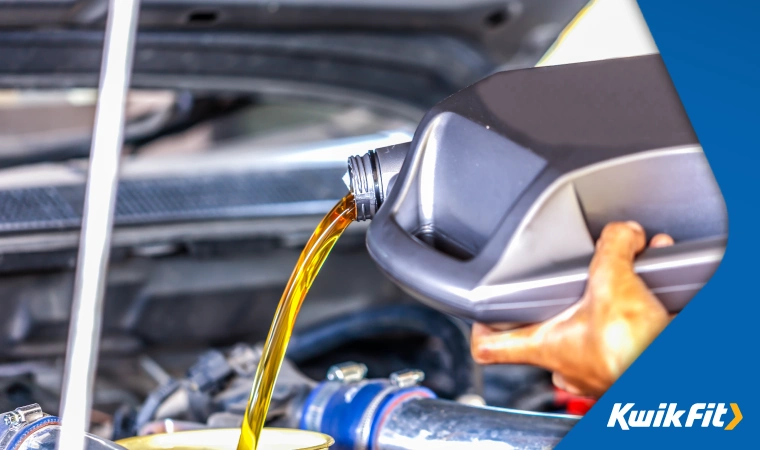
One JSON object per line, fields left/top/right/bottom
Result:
{"left": 116, "top": 427, "right": 334, "bottom": 450}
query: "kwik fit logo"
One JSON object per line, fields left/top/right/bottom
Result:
{"left": 608, "top": 403, "right": 742, "bottom": 430}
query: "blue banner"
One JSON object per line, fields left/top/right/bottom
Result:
{"left": 558, "top": 0, "right": 757, "bottom": 447}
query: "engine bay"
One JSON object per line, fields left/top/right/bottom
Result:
{"left": 0, "top": 88, "right": 582, "bottom": 448}
{"left": 2, "top": 1, "right": 710, "bottom": 449}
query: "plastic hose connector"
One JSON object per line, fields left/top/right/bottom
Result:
{"left": 300, "top": 380, "right": 435, "bottom": 450}
{"left": 3, "top": 416, "right": 60, "bottom": 450}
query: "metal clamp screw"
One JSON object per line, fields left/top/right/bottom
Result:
{"left": 389, "top": 369, "right": 425, "bottom": 388}
{"left": 2, "top": 404, "right": 43, "bottom": 430}
{"left": 326, "top": 362, "right": 368, "bottom": 384}
{"left": 2, "top": 411, "right": 22, "bottom": 428}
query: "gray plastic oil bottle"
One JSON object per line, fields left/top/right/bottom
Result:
{"left": 345, "top": 54, "right": 727, "bottom": 323}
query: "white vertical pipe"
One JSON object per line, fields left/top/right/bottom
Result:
{"left": 57, "top": 1, "right": 141, "bottom": 449}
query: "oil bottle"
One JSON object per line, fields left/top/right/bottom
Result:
{"left": 345, "top": 54, "right": 727, "bottom": 325}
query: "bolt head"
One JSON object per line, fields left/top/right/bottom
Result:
{"left": 2, "top": 411, "right": 21, "bottom": 428}
{"left": 389, "top": 369, "right": 425, "bottom": 388}
{"left": 326, "top": 362, "right": 368, "bottom": 383}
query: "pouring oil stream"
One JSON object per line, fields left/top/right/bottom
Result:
{"left": 237, "top": 194, "right": 356, "bottom": 450}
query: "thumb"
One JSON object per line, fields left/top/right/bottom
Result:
{"left": 471, "top": 301, "right": 581, "bottom": 367}
{"left": 470, "top": 323, "right": 556, "bottom": 365}
{"left": 588, "top": 221, "right": 647, "bottom": 296}
{"left": 471, "top": 322, "right": 542, "bottom": 365}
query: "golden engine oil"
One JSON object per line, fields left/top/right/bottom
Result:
{"left": 237, "top": 194, "right": 356, "bottom": 450}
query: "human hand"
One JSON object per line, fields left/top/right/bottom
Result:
{"left": 471, "top": 221, "right": 674, "bottom": 398}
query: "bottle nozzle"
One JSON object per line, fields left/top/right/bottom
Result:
{"left": 346, "top": 152, "right": 378, "bottom": 221}
{"left": 345, "top": 142, "right": 409, "bottom": 221}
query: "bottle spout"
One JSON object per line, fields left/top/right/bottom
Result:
{"left": 345, "top": 142, "right": 410, "bottom": 221}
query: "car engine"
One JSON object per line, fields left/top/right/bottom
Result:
{"left": 0, "top": 1, "right": 686, "bottom": 449}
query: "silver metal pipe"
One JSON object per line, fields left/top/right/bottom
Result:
{"left": 57, "top": 1, "right": 141, "bottom": 449}
{"left": 375, "top": 398, "right": 578, "bottom": 450}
